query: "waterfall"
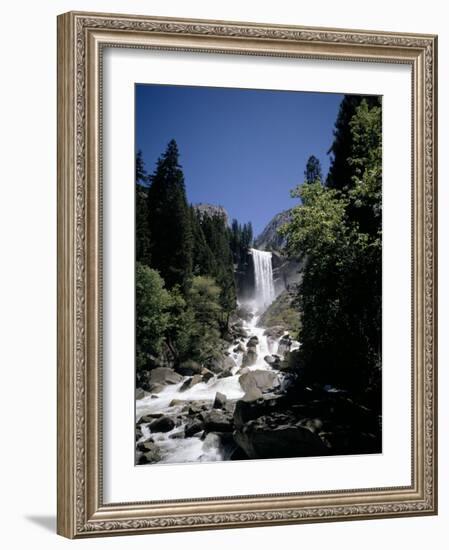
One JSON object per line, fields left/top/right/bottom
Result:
{"left": 251, "top": 248, "right": 275, "bottom": 310}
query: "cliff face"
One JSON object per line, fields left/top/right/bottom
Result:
{"left": 253, "top": 209, "right": 292, "bottom": 251}
{"left": 252, "top": 209, "right": 302, "bottom": 298}
{"left": 194, "top": 203, "right": 229, "bottom": 225}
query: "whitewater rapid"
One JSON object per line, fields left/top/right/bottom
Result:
{"left": 136, "top": 312, "right": 298, "bottom": 464}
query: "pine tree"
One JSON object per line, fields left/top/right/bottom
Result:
{"left": 190, "top": 206, "right": 216, "bottom": 276}
{"left": 304, "top": 155, "right": 322, "bottom": 184}
{"left": 326, "top": 95, "right": 380, "bottom": 192}
{"left": 147, "top": 139, "right": 193, "bottom": 291}
{"left": 135, "top": 150, "right": 151, "bottom": 266}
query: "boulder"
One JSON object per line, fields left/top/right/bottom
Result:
{"left": 177, "top": 360, "right": 202, "bottom": 376}
{"left": 168, "top": 431, "right": 185, "bottom": 439}
{"left": 136, "top": 438, "right": 155, "bottom": 452}
{"left": 185, "top": 418, "right": 204, "bottom": 437}
{"left": 263, "top": 325, "right": 286, "bottom": 339}
{"left": 277, "top": 335, "right": 292, "bottom": 357}
{"left": 239, "top": 370, "right": 279, "bottom": 401}
{"left": 169, "top": 399, "right": 185, "bottom": 407}
{"left": 264, "top": 354, "right": 281, "bottom": 368}
{"left": 138, "top": 413, "right": 164, "bottom": 424}
{"left": 234, "top": 422, "right": 328, "bottom": 459}
{"left": 247, "top": 335, "right": 259, "bottom": 346}
{"left": 135, "top": 387, "right": 146, "bottom": 400}
{"left": 135, "top": 425, "right": 143, "bottom": 441}
{"left": 241, "top": 349, "right": 258, "bottom": 367}
{"left": 205, "top": 356, "right": 226, "bottom": 374}
{"left": 146, "top": 367, "right": 182, "bottom": 393}
{"left": 179, "top": 374, "right": 203, "bottom": 392}
{"left": 188, "top": 401, "right": 210, "bottom": 416}
{"left": 202, "top": 409, "right": 234, "bottom": 432}
{"left": 234, "top": 395, "right": 285, "bottom": 429}
{"left": 217, "top": 370, "right": 233, "bottom": 379}
{"left": 201, "top": 368, "right": 215, "bottom": 383}
{"left": 213, "top": 391, "right": 227, "bottom": 409}
{"left": 148, "top": 416, "right": 175, "bottom": 433}
{"left": 223, "top": 356, "right": 236, "bottom": 371}
{"left": 236, "top": 305, "right": 254, "bottom": 322}
{"left": 137, "top": 441, "right": 162, "bottom": 464}
{"left": 233, "top": 343, "right": 246, "bottom": 354}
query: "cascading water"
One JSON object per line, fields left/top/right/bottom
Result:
{"left": 250, "top": 248, "right": 275, "bottom": 311}
{"left": 136, "top": 246, "right": 298, "bottom": 465}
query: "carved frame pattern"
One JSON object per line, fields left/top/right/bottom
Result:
{"left": 57, "top": 11, "right": 437, "bottom": 538}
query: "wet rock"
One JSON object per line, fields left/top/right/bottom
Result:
{"left": 277, "top": 335, "right": 292, "bottom": 357}
{"left": 234, "top": 395, "right": 285, "bottom": 429}
{"left": 239, "top": 370, "right": 279, "bottom": 401}
{"left": 138, "top": 413, "right": 164, "bottom": 424}
{"left": 179, "top": 374, "right": 203, "bottom": 392}
{"left": 169, "top": 430, "right": 185, "bottom": 439}
{"left": 263, "top": 325, "right": 286, "bottom": 339}
{"left": 236, "top": 305, "right": 254, "bottom": 322}
{"left": 217, "top": 370, "right": 233, "bottom": 379}
{"left": 205, "top": 356, "right": 226, "bottom": 374}
{"left": 296, "top": 418, "right": 324, "bottom": 433}
{"left": 188, "top": 401, "right": 210, "bottom": 415}
{"left": 223, "top": 356, "right": 236, "bottom": 371}
{"left": 185, "top": 418, "right": 205, "bottom": 437}
{"left": 246, "top": 336, "right": 259, "bottom": 350}
{"left": 234, "top": 422, "right": 328, "bottom": 459}
{"left": 135, "top": 387, "right": 146, "bottom": 400}
{"left": 137, "top": 441, "right": 162, "bottom": 464}
{"left": 201, "top": 368, "right": 215, "bottom": 383}
{"left": 177, "top": 360, "right": 202, "bottom": 376}
{"left": 148, "top": 416, "right": 175, "bottom": 433}
{"left": 230, "top": 323, "right": 249, "bottom": 339}
{"left": 136, "top": 438, "right": 155, "bottom": 452}
{"left": 135, "top": 425, "right": 143, "bottom": 441}
{"left": 264, "top": 354, "right": 281, "bottom": 368}
{"left": 213, "top": 391, "right": 227, "bottom": 409}
{"left": 233, "top": 343, "right": 246, "bottom": 353}
{"left": 202, "top": 409, "right": 234, "bottom": 432}
{"left": 169, "top": 399, "right": 185, "bottom": 407}
{"left": 241, "top": 348, "right": 257, "bottom": 367}
{"left": 146, "top": 367, "right": 182, "bottom": 393}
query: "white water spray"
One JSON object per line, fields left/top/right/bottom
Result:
{"left": 251, "top": 248, "right": 275, "bottom": 311}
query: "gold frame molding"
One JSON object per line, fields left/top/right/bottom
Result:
{"left": 57, "top": 11, "right": 438, "bottom": 538}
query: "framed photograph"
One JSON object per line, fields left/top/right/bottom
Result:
{"left": 57, "top": 11, "right": 438, "bottom": 538}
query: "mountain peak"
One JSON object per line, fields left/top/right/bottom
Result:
{"left": 254, "top": 209, "right": 292, "bottom": 251}
{"left": 194, "top": 203, "right": 229, "bottom": 225}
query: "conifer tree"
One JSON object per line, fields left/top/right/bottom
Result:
{"left": 147, "top": 139, "right": 193, "bottom": 291}
{"left": 304, "top": 155, "right": 322, "bottom": 184}
{"left": 135, "top": 150, "right": 151, "bottom": 266}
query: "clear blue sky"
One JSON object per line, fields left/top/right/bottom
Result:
{"left": 136, "top": 84, "right": 344, "bottom": 236}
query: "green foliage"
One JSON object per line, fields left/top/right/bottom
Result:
{"left": 282, "top": 97, "right": 382, "bottom": 393}
{"left": 258, "top": 289, "right": 301, "bottom": 339}
{"left": 326, "top": 95, "right": 381, "bottom": 192}
{"left": 135, "top": 263, "right": 172, "bottom": 371}
{"left": 200, "top": 213, "right": 237, "bottom": 326}
{"left": 135, "top": 141, "right": 240, "bottom": 374}
{"left": 187, "top": 276, "right": 223, "bottom": 361}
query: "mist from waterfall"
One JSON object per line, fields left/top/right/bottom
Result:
{"left": 250, "top": 248, "right": 275, "bottom": 311}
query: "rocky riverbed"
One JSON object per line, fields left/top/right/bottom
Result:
{"left": 135, "top": 309, "right": 381, "bottom": 465}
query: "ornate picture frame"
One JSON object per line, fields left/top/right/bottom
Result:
{"left": 57, "top": 11, "right": 437, "bottom": 538}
